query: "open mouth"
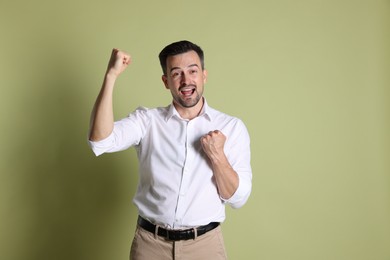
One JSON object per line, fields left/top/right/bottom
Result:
{"left": 180, "top": 86, "right": 196, "bottom": 97}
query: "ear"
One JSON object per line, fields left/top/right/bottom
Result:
{"left": 203, "top": 69, "right": 208, "bottom": 84}
{"left": 162, "top": 75, "right": 169, "bottom": 89}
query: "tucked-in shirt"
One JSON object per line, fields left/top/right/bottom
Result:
{"left": 89, "top": 100, "right": 252, "bottom": 229}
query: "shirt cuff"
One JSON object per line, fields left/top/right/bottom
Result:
{"left": 221, "top": 173, "right": 251, "bottom": 209}
{"left": 88, "top": 132, "right": 115, "bottom": 156}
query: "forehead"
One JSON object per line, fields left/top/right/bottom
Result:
{"left": 166, "top": 50, "right": 201, "bottom": 70}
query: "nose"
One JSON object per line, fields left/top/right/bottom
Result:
{"left": 180, "top": 71, "right": 190, "bottom": 85}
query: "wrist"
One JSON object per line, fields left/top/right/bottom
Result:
{"left": 208, "top": 151, "right": 227, "bottom": 165}
{"left": 105, "top": 69, "right": 119, "bottom": 80}
{"left": 104, "top": 72, "right": 118, "bottom": 84}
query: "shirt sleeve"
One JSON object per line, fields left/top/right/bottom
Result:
{"left": 221, "top": 119, "right": 252, "bottom": 209}
{"left": 88, "top": 106, "right": 149, "bottom": 156}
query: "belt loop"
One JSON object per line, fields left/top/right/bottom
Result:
{"left": 154, "top": 225, "right": 159, "bottom": 239}
{"left": 193, "top": 227, "right": 197, "bottom": 240}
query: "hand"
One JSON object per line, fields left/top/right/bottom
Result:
{"left": 201, "top": 130, "right": 226, "bottom": 160}
{"left": 106, "top": 48, "right": 131, "bottom": 77}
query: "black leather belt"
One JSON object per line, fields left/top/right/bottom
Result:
{"left": 137, "top": 216, "right": 220, "bottom": 241}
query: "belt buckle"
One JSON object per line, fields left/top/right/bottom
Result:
{"left": 167, "top": 230, "right": 178, "bottom": 241}
{"left": 166, "top": 229, "right": 192, "bottom": 241}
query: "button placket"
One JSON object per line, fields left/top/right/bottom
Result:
{"left": 173, "top": 120, "right": 190, "bottom": 228}
{"left": 173, "top": 119, "right": 200, "bottom": 228}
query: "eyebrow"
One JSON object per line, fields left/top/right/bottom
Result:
{"left": 169, "top": 64, "right": 199, "bottom": 73}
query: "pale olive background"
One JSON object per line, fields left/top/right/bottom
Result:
{"left": 1, "top": 0, "right": 389, "bottom": 259}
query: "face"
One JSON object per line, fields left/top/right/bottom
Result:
{"left": 162, "top": 50, "right": 207, "bottom": 110}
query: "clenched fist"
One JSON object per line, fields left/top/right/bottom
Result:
{"left": 106, "top": 48, "right": 131, "bottom": 77}
{"left": 201, "top": 130, "right": 226, "bottom": 161}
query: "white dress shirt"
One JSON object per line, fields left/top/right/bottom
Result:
{"left": 89, "top": 100, "right": 252, "bottom": 229}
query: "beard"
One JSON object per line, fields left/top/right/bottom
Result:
{"left": 176, "top": 92, "right": 201, "bottom": 108}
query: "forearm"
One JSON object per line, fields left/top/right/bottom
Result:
{"left": 89, "top": 73, "right": 117, "bottom": 141}
{"left": 209, "top": 153, "right": 239, "bottom": 200}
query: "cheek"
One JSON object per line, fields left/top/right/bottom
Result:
{"left": 165, "top": 79, "right": 177, "bottom": 89}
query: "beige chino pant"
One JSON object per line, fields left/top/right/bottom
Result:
{"left": 130, "top": 225, "right": 228, "bottom": 260}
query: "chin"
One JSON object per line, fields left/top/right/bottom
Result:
{"left": 182, "top": 97, "right": 201, "bottom": 108}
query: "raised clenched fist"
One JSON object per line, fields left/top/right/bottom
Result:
{"left": 106, "top": 48, "right": 131, "bottom": 77}
{"left": 201, "top": 130, "right": 226, "bottom": 161}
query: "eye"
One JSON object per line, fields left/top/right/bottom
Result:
{"left": 171, "top": 71, "right": 181, "bottom": 79}
{"left": 189, "top": 69, "right": 198, "bottom": 74}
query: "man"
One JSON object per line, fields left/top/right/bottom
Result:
{"left": 88, "top": 40, "right": 252, "bottom": 260}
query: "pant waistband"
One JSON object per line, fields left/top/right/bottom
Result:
{"left": 137, "top": 216, "right": 220, "bottom": 241}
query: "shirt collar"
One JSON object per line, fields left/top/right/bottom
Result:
{"left": 165, "top": 98, "right": 214, "bottom": 122}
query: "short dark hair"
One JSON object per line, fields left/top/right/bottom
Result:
{"left": 158, "top": 40, "right": 204, "bottom": 75}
